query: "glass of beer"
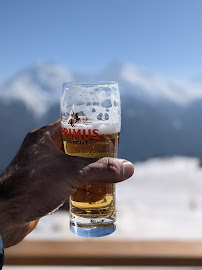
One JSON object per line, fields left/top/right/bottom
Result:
{"left": 60, "top": 81, "right": 121, "bottom": 237}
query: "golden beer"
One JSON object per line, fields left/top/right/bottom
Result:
{"left": 62, "top": 128, "right": 119, "bottom": 218}
{"left": 61, "top": 81, "right": 121, "bottom": 237}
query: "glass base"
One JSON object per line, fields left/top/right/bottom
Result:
{"left": 70, "top": 222, "right": 116, "bottom": 237}
{"left": 70, "top": 213, "right": 116, "bottom": 237}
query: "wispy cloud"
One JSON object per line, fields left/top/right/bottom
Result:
{"left": 121, "top": 64, "right": 202, "bottom": 105}
{"left": 1, "top": 62, "right": 202, "bottom": 117}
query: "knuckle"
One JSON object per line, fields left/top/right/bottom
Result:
{"left": 106, "top": 158, "right": 120, "bottom": 178}
{"left": 28, "top": 128, "right": 39, "bottom": 134}
{"left": 22, "top": 132, "right": 34, "bottom": 145}
{"left": 49, "top": 119, "right": 61, "bottom": 127}
{"left": 61, "top": 155, "right": 86, "bottom": 187}
{"left": 28, "top": 125, "right": 48, "bottom": 135}
{"left": 26, "top": 126, "right": 51, "bottom": 142}
{"left": 77, "top": 167, "right": 88, "bottom": 185}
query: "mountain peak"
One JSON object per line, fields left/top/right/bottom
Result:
{"left": 0, "top": 63, "right": 73, "bottom": 117}
{"left": 1, "top": 62, "right": 202, "bottom": 117}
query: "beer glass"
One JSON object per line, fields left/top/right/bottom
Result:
{"left": 60, "top": 82, "right": 121, "bottom": 237}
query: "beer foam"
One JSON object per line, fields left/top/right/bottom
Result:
{"left": 61, "top": 82, "right": 121, "bottom": 134}
{"left": 61, "top": 121, "right": 121, "bottom": 135}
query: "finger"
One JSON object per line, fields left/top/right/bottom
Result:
{"left": 78, "top": 157, "right": 134, "bottom": 185}
{"left": 33, "top": 119, "right": 63, "bottom": 149}
{"left": 25, "top": 119, "right": 62, "bottom": 147}
{"left": 49, "top": 118, "right": 61, "bottom": 126}
{"left": 26, "top": 220, "right": 39, "bottom": 235}
{"left": 28, "top": 119, "right": 60, "bottom": 134}
{"left": 47, "top": 119, "right": 63, "bottom": 149}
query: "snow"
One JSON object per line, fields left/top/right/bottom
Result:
{"left": 26, "top": 156, "right": 202, "bottom": 241}
{"left": 1, "top": 62, "right": 202, "bottom": 117}
{"left": 121, "top": 64, "right": 202, "bottom": 105}
{"left": 0, "top": 63, "right": 73, "bottom": 117}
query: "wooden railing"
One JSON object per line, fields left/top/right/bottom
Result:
{"left": 4, "top": 240, "right": 202, "bottom": 266}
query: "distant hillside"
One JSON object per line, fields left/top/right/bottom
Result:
{"left": 0, "top": 62, "right": 202, "bottom": 172}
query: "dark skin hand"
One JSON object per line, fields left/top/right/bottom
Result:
{"left": 0, "top": 119, "right": 134, "bottom": 248}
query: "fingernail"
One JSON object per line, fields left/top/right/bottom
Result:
{"left": 123, "top": 161, "right": 134, "bottom": 179}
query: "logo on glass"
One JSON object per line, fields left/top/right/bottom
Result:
{"left": 68, "top": 112, "right": 81, "bottom": 127}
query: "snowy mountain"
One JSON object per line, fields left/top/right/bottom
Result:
{"left": 1, "top": 66, "right": 201, "bottom": 245}
{"left": 0, "top": 62, "right": 202, "bottom": 172}
{"left": 1, "top": 62, "right": 202, "bottom": 117}
{"left": 0, "top": 63, "right": 73, "bottom": 116}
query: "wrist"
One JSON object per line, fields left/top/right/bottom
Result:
{"left": 0, "top": 199, "right": 13, "bottom": 234}
{"left": 0, "top": 197, "right": 23, "bottom": 234}
{"left": 0, "top": 173, "right": 23, "bottom": 233}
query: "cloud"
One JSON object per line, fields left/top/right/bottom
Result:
{"left": 121, "top": 64, "right": 202, "bottom": 105}
{"left": 1, "top": 62, "right": 202, "bottom": 117}
{"left": 0, "top": 63, "right": 73, "bottom": 117}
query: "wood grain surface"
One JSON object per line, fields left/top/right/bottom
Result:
{"left": 4, "top": 240, "right": 202, "bottom": 266}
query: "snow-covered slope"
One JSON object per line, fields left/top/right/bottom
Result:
{"left": 0, "top": 63, "right": 73, "bottom": 116}
{"left": 1, "top": 62, "right": 202, "bottom": 117}
{"left": 26, "top": 157, "right": 202, "bottom": 241}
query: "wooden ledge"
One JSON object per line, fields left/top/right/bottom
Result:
{"left": 5, "top": 240, "right": 202, "bottom": 266}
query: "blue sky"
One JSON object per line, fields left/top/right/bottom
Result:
{"left": 0, "top": 0, "right": 202, "bottom": 80}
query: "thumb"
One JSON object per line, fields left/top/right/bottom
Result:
{"left": 79, "top": 157, "right": 134, "bottom": 185}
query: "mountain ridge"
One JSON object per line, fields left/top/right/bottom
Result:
{"left": 1, "top": 62, "right": 202, "bottom": 117}
{"left": 0, "top": 62, "right": 202, "bottom": 172}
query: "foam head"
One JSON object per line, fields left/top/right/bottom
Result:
{"left": 61, "top": 81, "right": 121, "bottom": 133}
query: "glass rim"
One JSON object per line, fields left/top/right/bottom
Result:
{"left": 63, "top": 81, "right": 118, "bottom": 87}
